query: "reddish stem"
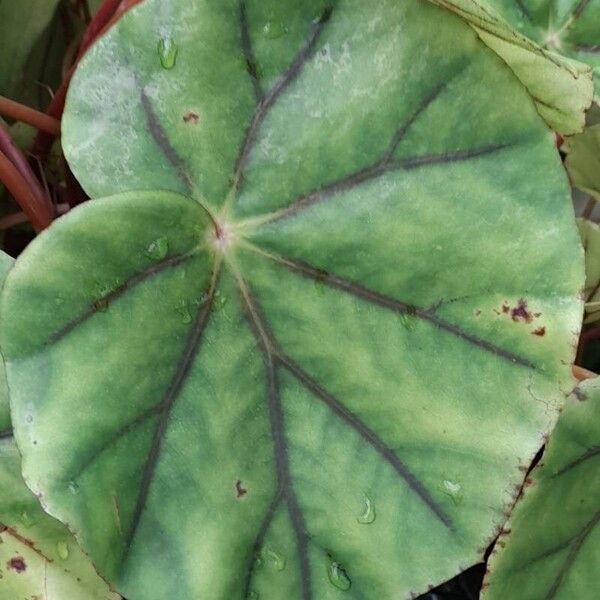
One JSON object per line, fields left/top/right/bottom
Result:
{"left": 573, "top": 365, "right": 598, "bottom": 382}
{"left": 0, "top": 123, "right": 53, "bottom": 225}
{"left": 0, "top": 151, "right": 52, "bottom": 232}
{"left": 0, "top": 96, "right": 61, "bottom": 136}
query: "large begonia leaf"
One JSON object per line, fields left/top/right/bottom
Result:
{"left": 483, "top": 376, "right": 600, "bottom": 599}
{"left": 577, "top": 218, "right": 600, "bottom": 323}
{"left": 564, "top": 124, "right": 600, "bottom": 203}
{"left": 488, "top": 0, "right": 600, "bottom": 99}
{"left": 1, "top": 0, "right": 585, "bottom": 598}
{"left": 0, "top": 251, "right": 119, "bottom": 600}
{"left": 427, "top": 0, "right": 594, "bottom": 134}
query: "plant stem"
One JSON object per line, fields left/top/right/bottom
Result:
{"left": 581, "top": 196, "right": 596, "bottom": 220}
{"left": 0, "top": 203, "right": 69, "bottom": 230}
{"left": 0, "top": 96, "right": 61, "bottom": 136}
{"left": 573, "top": 365, "right": 598, "bottom": 381}
{"left": 0, "top": 150, "right": 52, "bottom": 232}
{"left": 0, "top": 122, "right": 54, "bottom": 225}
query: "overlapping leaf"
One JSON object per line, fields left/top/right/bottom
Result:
{"left": 429, "top": 0, "right": 594, "bottom": 134}
{"left": 483, "top": 377, "right": 600, "bottom": 599}
{"left": 577, "top": 218, "right": 600, "bottom": 324}
{"left": 564, "top": 125, "right": 600, "bottom": 202}
{"left": 0, "top": 250, "right": 119, "bottom": 600}
{"left": 0, "top": 0, "right": 584, "bottom": 598}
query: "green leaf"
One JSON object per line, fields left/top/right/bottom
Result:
{"left": 2, "top": 0, "right": 585, "bottom": 598}
{"left": 483, "top": 376, "right": 600, "bottom": 599}
{"left": 0, "top": 0, "right": 62, "bottom": 102}
{"left": 427, "top": 0, "right": 594, "bottom": 135}
{"left": 0, "top": 251, "right": 119, "bottom": 600}
{"left": 577, "top": 218, "right": 600, "bottom": 324}
{"left": 0, "top": 250, "right": 12, "bottom": 430}
{"left": 564, "top": 124, "right": 600, "bottom": 202}
{"left": 486, "top": 0, "right": 600, "bottom": 102}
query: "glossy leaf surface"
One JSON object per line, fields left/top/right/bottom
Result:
{"left": 484, "top": 377, "right": 600, "bottom": 599}
{"left": 2, "top": 0, "right": 584, "bottom": 598}
{"left": 0, "top": 251, "right": 119, "bottom": 600}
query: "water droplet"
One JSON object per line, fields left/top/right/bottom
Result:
{"left": 212, "top": 290, "right": 228, "bottom": 312}
{"left": 399, "top": 314, "right": 415, "bottom": 330}
{"left": 68, "top": 481, "right": 79, "bottom": 494}
{"left": 157, "top": 36, "right": 178, "bottom": 69}
{"left": 56, "top": 541, "right": 69, "bottom": 560}
{"left": 328, "top": 561, "right": 351, "bottom": 591}
{"left": 262, "top": 21, "right": 288, "bottom": 39}
{"left": 249, "top": 592, "right": 259, "bottom": 600}
{"left": 25, "top": 414, "right": 33, "bottom": 424}
{"left": 263, "top": 547, "right": 286, "bottom": 571}
{"left": 357, "top": 495, "right": 376, "bottom": 524}
{"left": 19, "top": 510, "right": 36, "bottom": 528}
{"left": 145, "top": 236, "right": 169, "bottom": 260}
{"left": 176, "top": 300, "right": 192, "bottom": 324}
{"left": 441, "top": 479, "right": 463, "bottom": 504}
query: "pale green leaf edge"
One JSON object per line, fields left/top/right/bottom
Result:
{"left": 428, "top": 0, "right": 594, "bottom": 135}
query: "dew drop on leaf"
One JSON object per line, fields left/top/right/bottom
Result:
{"left": 212, "top": 290, "right": 228, "bottom": 312}
{"left": 263, "top": 548, "right": 286, "bottom": 571}
{"left": 19, "top": 510, "right": 35, "bottom": 528}
{"left": 176, "top": 300, "right": 193, "bottom": 324}
{"left": 357, "top": 495, "right": 376, "bottom": 524}
{"left": 328, "top": 561, "right": 351, "bottom": 591}
{"left": 56, "top": 541, "right": 69, "bottom": 560}
{"left": 262, "top": 21, "right": 288, "bottom": 39}
{"left": 68, "top": 481, "right": 79, "bottom": 494}
{"left": 441, "top": 479, "right": 463, "bottom": 504}
{"left": 145, "top": 236, "right": 169, "bottom": 261}
{"left": 157, "top": 37, "right": 178, "bottom": 70}
{"left": 248, "top": 592, "right": 259, "bottom": 600}
{"left": 399, "top": 314, "right": 415, "bottom": 330}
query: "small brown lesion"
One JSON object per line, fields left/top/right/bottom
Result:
{"left": 7, "top": 556, "right": 26, "bottom": 573}
{"left": 532, "top": 327, "right": 546, "bottom": 337}
{"left": 510, "top": 299, "right": 534, "bottom": 323}
{"left": 183, "top": 111, "right": 200, "bottom": 124}
{"left": 235, "top": 479, "right": 248, "bottom": 498}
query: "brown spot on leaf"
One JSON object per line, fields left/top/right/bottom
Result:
{"left": 7, "top": 556, "right": 26, "bottom": 573}
{"left": 532, "top": 327, "right": 546, "bottom": 337}
{"left": 183, "top": 111, "right": 200, "bottom": 124}
{"left": 573, "top": 386, "right": 588, "bottom": 401}
{"left": 511, "top": 299, "right": 533, "bottom": 323}
{"left": 235, "top": 480, "right": 247, "bottom": 498}
{"left": 502, "top": 303, "right": 510, "bottom": 314}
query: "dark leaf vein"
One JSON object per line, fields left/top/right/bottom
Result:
{"left": 237, "top": 277, "right": 312, "bottom": 600}
{"left": 123, "top": 268, "right": 219, "bottom": 557}
{"left": 50, "top": 253, "right": 194, "bottom": 345}
{"left": 259, "top": 252, "right": 536, "bottom": 369}
{"left": 231, "top": 5, "right": 333, "bottom": 193}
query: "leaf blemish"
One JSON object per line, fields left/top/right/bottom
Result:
{"left": 183, "top": 111, "right": 200, "bottom": 124}
{"left": 532, "top": 326, "right": 546, "bottom": 336}
{"left": 511, "top": 299, "right": 533, "bottom": 323}
{"left": 7, "top": 556, "right": 26, "bottom": 573}
{"left": 235, "top": 479, "right": 247, "bottom": 498}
